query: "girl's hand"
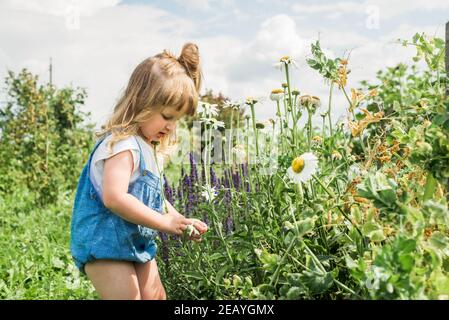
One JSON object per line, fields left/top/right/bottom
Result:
{"left": 185, "top": 218, "right": 208, "bottom": 242}
{"left": 188, "top": 218, "right": 208, "bottom": 235}
{"left": 159, "top": 212, "right": 190, "bottom": 235}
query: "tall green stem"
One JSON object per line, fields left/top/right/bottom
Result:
{"left": 307, "top": 107, "right": 312, "bottom": 151}
{"left": 250, "top": 103, "right": 259, "bottom": 157}
{"left": 153, "top": 144, "right": 168, "bottom": 214}
{"left": 328, "top": 82, "right": 334, "bottom": 138}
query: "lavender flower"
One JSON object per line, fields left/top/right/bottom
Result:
{"left": 158, "top": 232, "right": 170, "bottom": 266}
{"left": 217, "top": 177, "right": 222, "bottom": 189}
{"left": 177, "top": 183, "right": 183, "bottom": 202}
{"left": 203, "top": 214, "right": 210, "bottom": 228}
{"left": 163, "top": 174, "right": 173, "bottom": 204}
{"left": 189, "top": 153, "right": 198, "bottom": 183}
{"left": 224, "top": 214, "right": 234, "bottom": 235}
{"left": 241, "top": 163, "right": 248, "bottom": 178}
{"left": 223, "top": 169, "right": 230, "bottom": 188}
{"left": 224, "top": 189, "right": 232, "bottom": 207}
{"left": 210, "top": 166, "right": 218, "bottom": 189}
{"left": 201, "top": 164, "right": 206, "bottom": 183}
{"left": 232, "top": 171, "right": 241, "bottom": 191}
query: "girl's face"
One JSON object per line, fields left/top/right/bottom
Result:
{"left": 139, "top": 107, "right": 183, "bottom": 142}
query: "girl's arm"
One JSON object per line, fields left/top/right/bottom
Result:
{"left": 102, "top": 150, "right": 189, "bottom": 235}
{"left": 164, "top": 199, "right": 208, "bottom": 235}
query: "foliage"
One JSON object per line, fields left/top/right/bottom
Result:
{"left": 0, "top": 32, "right": 448, "bottom": 300}
{"left": 0, "top": 69, "right": 95, "bottom": 205}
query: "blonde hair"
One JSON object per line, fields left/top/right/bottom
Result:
{"left": 96, "top": 42, "right": 202, "bottom": 162}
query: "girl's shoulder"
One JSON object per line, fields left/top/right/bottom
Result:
{"left": 93, "top": 134, "right": 143, "bottom": 161}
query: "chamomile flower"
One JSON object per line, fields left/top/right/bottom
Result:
{"left": 287, "top": 152, "right": 318, "bottom": 184}
{"left": 274, "top": 55, "right": 299, "bottom": 70}
{"left": 245, "top": 97, "right": 258, "bottom": 105}
{"left": 201, "top": 185, "right": 218, "bottom": 203}
{"left": 270, "top": 89, "right": 284, "bottom": 102}
{"left": 299, "top": 95, "right": 321, "bottom": 109}
{"left": 223, "top": 101, "right": 241, "bottom": 110}
{"left": 200, "top": 117, "right": 225, "bottom": 129}
{"left": 232, "top": 144, "right": 246, "bottom": 163}
{"left": 331, "top": 150, "right": 343, "bottom": 160}
{"left": 199, "top": 101, "right": 219, "bottom": 117}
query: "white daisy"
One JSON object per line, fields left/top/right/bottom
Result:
{"left": 298, "top": 95, "right": 321, "bottom": 109}
{"left": 200, "top": 117, "right": 225, "bottom": 129}
{"left": 270, "top": 89, "right": 284, "bottom": 102}
{"left": 232, "top": 144, "right": 247, "bottom": 163}
{"left": 199, "top": 101, "right": 219, "bottom": 117}
{"left": 223, "top": 101, "right": 241, "bottom": 110}
{"left": 201, "top": 185, "right": 218, "bottom": 203}
{"left": 274, "top": 55, "right": 299, "bottom": 71}
{"left": 287, "top": 152, "right": 318, "bottom": 184}
{"left": 245, "top": 97, "right": 258, "bottom": 105}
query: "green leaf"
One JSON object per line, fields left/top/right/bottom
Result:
{"left": 398, "top": 254, "right": 414, "bottom": 272}
{"left": 300, "top": 269, "right": 334, "bottom": 295}
{"left": 286, "top": 286, "right": 303, "bottom": 299}
{"left": 363, "top": 221, "right": 386, "bottom": 242}
{"left": 429, "top": 232, "right": 448, "bottom": 250}
{"left": 216, "top": 265, "right": 229, "bottom": 284}
{"left": 184, "top": 271, "right": 203, "bottom": 281}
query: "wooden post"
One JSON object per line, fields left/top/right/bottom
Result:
{"left": 49, "top": 57, "right": 53, "bottom": 86}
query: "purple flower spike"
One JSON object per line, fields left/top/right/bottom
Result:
{"left": 232, "top": 171, "right": 241, "bottom": 191}
{"left": 177, "top": 184, "right": 183, "bottom": 202}
{"left": 217, "top": 177, "right": 222, "bottom": 189}
{"left": 242, "top": 163, "right": 248, "bottom": 178}
{"left": 189, "top": 153, "right": 198, "bottom": 183}
{"left": 203, "top": 214, "right": 210, "bottom": 227}
{"left": 158, "top": 232, "right": 170, "bottom": 266}
{"left": 224, "top": 214, "right": 234, "bottom": 235}
{"left": 201, "top": 164, "right": 206, "bottom": 183}
{"left": 164, "top": 174, "right": 173, "bottom": 204}
{"left": 210, "top": 166, "right": 218, "bottom": 189}
{"left": 223, "top": 169, "right": 230, "bottom": 188}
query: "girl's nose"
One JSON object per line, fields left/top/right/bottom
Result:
{"left": 165, "top": 122, "right": 176, "bottom": 132}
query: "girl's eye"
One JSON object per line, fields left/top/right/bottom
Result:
{"left": 162, "top": 114, "right": 173, "bottom": 120}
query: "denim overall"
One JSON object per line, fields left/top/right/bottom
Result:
{"left": 70, "top": 134, "right": 163, "bottom": 274}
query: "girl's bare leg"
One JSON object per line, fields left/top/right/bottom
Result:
{"left": 134, "top": 259, "right": 167, "bottom": 300}
{"left": 84, "top": 259, "right": 141, "bottom": 300}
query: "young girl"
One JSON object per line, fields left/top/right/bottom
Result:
{"left": 70, "top": 42, "right": 208, "bottom": 300}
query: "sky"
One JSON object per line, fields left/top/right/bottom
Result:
{"left": 0, "top": 0, "right": 448, "bottom": 129}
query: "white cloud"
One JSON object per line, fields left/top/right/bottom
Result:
{"left": 293, "top": 0, "right": 449, "bottom": 20}
{"left": 0, "top": 3, "right": 196, "bottom": 127}
{"left": 0, "top": 0, "right": 446, "bottom": 130}
{"left": 175, "top": 0, "right": 211, "bottom": 11}
{"left": 4, "top": 0, "right": 121, "bottom": 17}
{"left": 293, "top": 2, "right": 362, "bottom": 15}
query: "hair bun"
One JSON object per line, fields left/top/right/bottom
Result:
{"left": 178, "top": 42, "right": 201, "bottom": 91}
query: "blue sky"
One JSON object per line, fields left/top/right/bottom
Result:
{"left": 0, "top": 0, "right": 448, "bottom": 128}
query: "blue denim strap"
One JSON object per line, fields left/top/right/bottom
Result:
{"left": 86, "top": 134, "right": 109, "bottom": 173}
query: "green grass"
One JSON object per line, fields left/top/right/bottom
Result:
{"left": 0, "top": 186, "right": 98, "bottom": 299}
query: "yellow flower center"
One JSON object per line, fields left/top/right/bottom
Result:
{"left": 291, "top": 157, "right": 305, "bottom": 173}
{"left": 271, "top": 88, "right": 284, "bottom": 94}
{"left": 280, "top": 56, "right": 290, "bottom": 62}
